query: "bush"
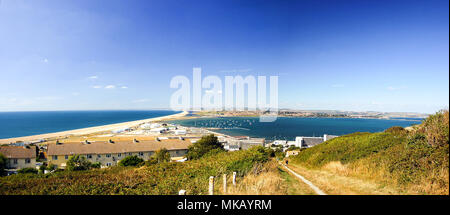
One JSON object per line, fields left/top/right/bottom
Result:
{"left": 187, "top": 134, "right": 223, "bottom": 160}
{"left": 66, "top": 155, "right": 92, "bottom": 171}
{"left": 118, "top": 155, "right": 144, "bottom": 167}
{"left": 47, "top": 164, "right": 58, "bottom": 171}
{"left": 0, "top": 153, "right": 6, "bottom": 176}
{"left": 91, "top": 162, "right": 101, "bottom": 169}
{"left": 385, "top": 126, "right": 407, "bottom": 135}
{"left": 18, "top": 167, "right": 38, "bottom": 174}
{"left": 154, "top": 148, "right": 171, "bottom": 163}
{"left": 145, "top": 157, "right": 158, "bottom": 166}
{"left": 418, "top": 109, "right": 449, "bottom": 147}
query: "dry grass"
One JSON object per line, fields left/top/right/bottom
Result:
{"left": 225, "top": 160, "right": 316, "bottom": 195}
{"left": 288, "top": 163, "right": 401, "bottom": 195}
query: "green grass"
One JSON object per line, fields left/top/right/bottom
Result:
{"left": 292, "top": 132, "right": 406, "bottom": 168}
{"left": 290, "top": 111, "right": 449, "bottom": 194}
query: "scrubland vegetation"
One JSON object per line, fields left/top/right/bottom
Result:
{"left": 290, "top": 110, "right": 449, "bottom": 195}
{"left": 0, "top": 145, "right": 272, "bottom": 195}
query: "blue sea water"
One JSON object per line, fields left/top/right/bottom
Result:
{"left": 171, "top": 117, "right": 422, "bottom": 141}
{"left": 0, "top": 110, "right": 180, "bottom": 139}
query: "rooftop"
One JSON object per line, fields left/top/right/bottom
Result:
{"left": 47, "top": 139, "right": 191, "bottom": 156}
{"left": 0, "top": 145, "right": 37, "bottom": 159}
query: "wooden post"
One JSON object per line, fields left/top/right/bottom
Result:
{"left": 208, "top": 176, "right": 214, "bottom": 195}
{"left": 179, "top": 190, "right": 186, "bottom": 195}
{"left": 223, "top": 174, "right": 227, "bottom": 194}
{"left": 232, "top": 172, "right": 237, "bottom": 185}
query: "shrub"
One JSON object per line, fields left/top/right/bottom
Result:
{"left": 154, "top": 148, "right": 171, "bottom": 163}
{"left": 385, "top": 126, "right": 407, "bottom": 135}
{"left": 418, "top": 109, "right": 449, "bottom": 147}
{"left": 66, "top": 155, "right": 92, "bottom": 171}
{"left": 18, "top": 167, "right": 38, "bottom": 174}
{"left": 47, "top": 164, "right": 58, "bottom": 171}
{"left": 91, "top": 162, "right": 102, "bottom": 169}
{"left": 187, "top": 134, "right": 223, "bottom": 160}
{"left": 0, "top": 153, "right": 6, "bottom": 176}
{"left": 118, "top": 155, "right": 144, "bottom": 167}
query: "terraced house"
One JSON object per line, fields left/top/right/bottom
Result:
{"left": 47, "top": 138, "right": 191, "bottom": 168}
{"left": 0, "top": 145, "right": 37, "bottom": 170}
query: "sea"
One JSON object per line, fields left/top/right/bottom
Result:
{"left": 170, "top": 117, "right": 422, "bottom": 141}
{"left": 0, "top": 110, "right": 180, "bottom": 139}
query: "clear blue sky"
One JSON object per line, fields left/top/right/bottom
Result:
{"left": 0, "top": 0, "right": 448, "bottom": 113}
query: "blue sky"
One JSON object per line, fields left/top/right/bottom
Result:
{"left": 0, "top": 0, "right": 448, "bottom": 113}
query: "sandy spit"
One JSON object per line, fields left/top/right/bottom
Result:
{"left": 0, "top": 111, "right": 188, "bottom": 144}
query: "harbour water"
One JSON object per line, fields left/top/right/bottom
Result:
{"left": 171, "top": 117, "right": 422, "bottom": 140}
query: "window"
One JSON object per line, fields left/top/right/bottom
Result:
{"left": 97, "top": 154, "right": 101, "bottom": 158}
{"left": 128, "top": 152, "right": 132, "bottom": 156}
{"left": 65, "top": 155, "right": 69, "bottom": 160}
{"left": 13, "top": 159, "right": 18, "bottom": 164}
{"left": 25, "top": 158, "right": 30, "bottom": 164}
{"left": 87, "top": 154, "right": 92, "bottom": 159}
{"left": 118, "top": 153, "right": 122, "bottom": 157}
{"left": 106, "top": 154, "right": 111, "bottom": 158}
{"left": 53, "top": 155, "right": 58, "bottom": 160}
{"left": 139, "top": 152, "right": 144, "bottom": 156}
{"left": 106, "top": 162, "right": 112, "bottom": 167}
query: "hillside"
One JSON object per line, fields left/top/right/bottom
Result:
{"left": 289, "top": 110, "right": 449, "bottom": 195}
{"left": 0, "top": 147, "right": 271, "bottom": 195}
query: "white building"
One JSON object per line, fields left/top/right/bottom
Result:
{"left": 272, "top": 140, "right": 287, "bottom": 146}
{"left": 174, "top": 130, "right": 187, "bottom": 135}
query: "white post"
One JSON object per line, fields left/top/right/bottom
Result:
{"left": 232, "top": 172, "right": 237, "bottom": 185}
{"left": 223, "top": 174, "right": 227, "bottom": 194}
{"left": 179, "top": 190, "right": 186, "bottom": 195}
{"left": 208, "top": 176, "right": 214, "bottom": 195}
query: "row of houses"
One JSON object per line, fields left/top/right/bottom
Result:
{"left": 0, "top": 138, "right": 192, "bottom": 171}
{"left": 219, "top": 136, "right": 266, "bottom": 151}
{"left": 0, "top": 145, "right": 37, "bottom": 170}
{"left": 272, "top": 134, "right": 338, "bottom": 149}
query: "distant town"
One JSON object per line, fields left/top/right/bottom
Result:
{"left": 195, "top": 109, "right": 428, "bottom": 119}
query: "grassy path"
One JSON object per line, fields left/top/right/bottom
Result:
{"left": 287, "top": 163, "right": 401, "bottom": 195}
{"left": 280, "top": 163, "right": 326, "bottom": 195}
{"left": 226, "top": 160, "right": 316, "bottom": 195}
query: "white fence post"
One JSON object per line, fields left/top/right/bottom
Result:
{"left": 223, "top": 174, "right": 227, "bottom": 194}
{"left": 208, "top": 176, "right": 214, "bottom": 195}
{"left": 232, "top": 172, "right": 237, "bottom": 185}
{"left": 179, "top": 190, "right": 186, "bottom": 195}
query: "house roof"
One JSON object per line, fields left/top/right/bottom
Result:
{"left": 301, "top": 137, "right": 324, "bottom": 146}
{"left": 0, "top": 145, "right": 36, "bottom": 159}
{"left": 47, "top": 139, "right": 191, "bottom": 156}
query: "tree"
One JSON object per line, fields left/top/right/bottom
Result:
{"left": 155, "top": 148, "right": 171, "bottom": 163}
{"left": 187, "top": 134, "right": 223, "bottom": 160}
{"left": 47, "top": 164, "right": 58, "bottom": 171}
{"left": 118, "top": 155, "right": 144, "bottom": 167}
{"left": 91, "top": 162, "right": 101, "bottom": 168}
{"left": 18, "top": 167, "right": 38, "bottom": 174}
{"left": 0, "top": 153, "right": 6, "bottom": 176}
{"left": 66, "top": 155, "right": 92, "bottom": 171}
